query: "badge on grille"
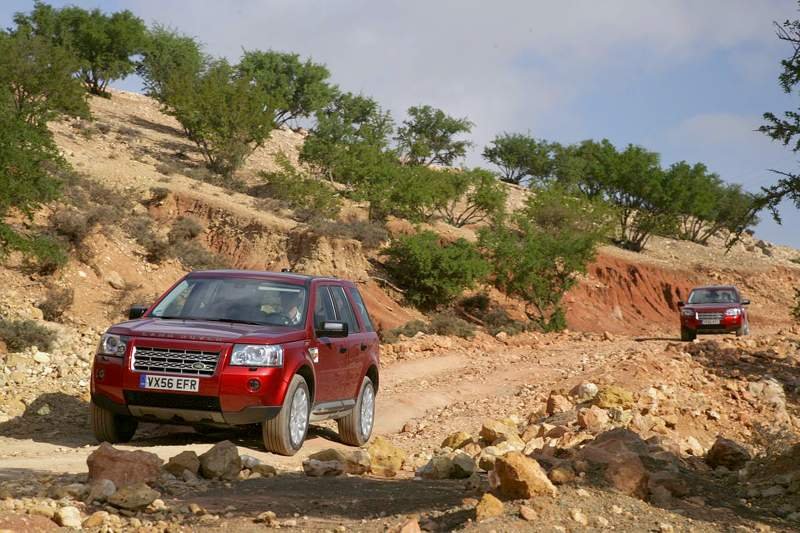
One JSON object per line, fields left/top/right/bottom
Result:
{"left": 192, "top": 362, "right": 206, "bottom": 370}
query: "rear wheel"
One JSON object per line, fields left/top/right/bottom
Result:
{"left": 90, "top": 403, "right": 138, "bottom": 443}
{"left": 262, "top": 375, "right": 310, "bottom": 456}
{"left": 337, "top": 376, "right": 375, "bottom": 446}
{"left": 736, "top": 320, "right": 750, "bottom": 337}
{"left": 680, "top": 327, "right": 696, "bottom": 342}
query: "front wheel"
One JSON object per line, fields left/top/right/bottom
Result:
{"left": 681, "top": 327, "right": 696, "bottom": 342}
{"left": 262, "top": 375, "right": 310, "bottom": 456}
{"left": 337, "top": 376, "right": 376, "bottom": 446}
{"left": 90, "top": 403, "right": 138, "bottom": 443}
{"left": 736, "top": 321, "right": 750, "bottom": 337}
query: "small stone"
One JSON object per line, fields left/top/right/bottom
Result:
{"left": 368, "top": 437, "right": 407, "bottom": 477}
{"left": 475, "top": 493, "right": 504, "bottom": 521}
{"left": 570, "top": 382, "right": 599, "bottom": 402}
{"left": 83, "top": 511, "right": 110, "bottom": 528}
{"left": 33, "top": 352, "right": 50, "bottom": 364}
{"left": 519, "top": 504, "right": 537, "bottom": 521}
{"left": 546, "top": 393, "right": 572, "bottom": 415}
{"left": 87, "top": 478, "right": 116, "bottom": 502}
{"left": 108, "top": 482, "right": 160, "bottom": 510}
{"left": 418, "top": 456, "right": 454, "bottom": 480}
{"left": 199, "top": 440, "right": 241, "bottom": 480}
{"left": 398, "top": 518, "right": 421, "bottom": 533}
{"left": 706, "top": 437, "right": 751, "bottom": 471}
{"left": 164, "top": 451, "right": 200, "bottom": 477}
{"left": 55, "top": 506, "right": 82, "bottom": 529}
{"left": 479, "top": 419, "right": 518, "bottom": 442}
{"left": 492, "top": 452, "right": 557, "bottom": 499}
{"left": 441, "top": 431, "right": 473, "bottom": 450}
{"left": 570, "top": 508, "right": 588, "bottom": 526}
{"left": 594, "top": 385, "right": 634, "bottom": 409}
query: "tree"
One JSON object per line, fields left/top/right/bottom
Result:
{"left": 164, "top": 59, "right": 274, "bottom": 177}
{"left": 14, "top": 1, "right": 147, "bottom": 96}
{"left": 436, "top": 168, "right": 507, "bottom": 227}
{"left": 238, "top": 50, "right": 335, "bottom": 127}
{"left": 756, "top": 8, "right": 800, "bottom": 221}
{"left": 0, "top": 31, "right": 88, "bottom": 127}
{"left": 383, "top": 231, "right": 489, "bottom": 310}
{"left": 482, "top": 133, "right": 555, "bottom": 186}
{"left": 479, "top": 187, "right": 608, "bottom": 331}
{"left": 137, "top": 25, "right": 206, "bottom": 103}
{"left": 300, "top": 92, "right": 395, "bottom": 185}
{"left": 396, "top": 105, "right": 473, "bottom": 166}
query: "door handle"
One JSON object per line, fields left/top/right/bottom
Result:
{"left": 339, "top": 346, "right": 348, "bottom": 354}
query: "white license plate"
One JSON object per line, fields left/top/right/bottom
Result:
{"left": 701, "top": 319, "right": 720, "bottom": 325}
{"left": 138, "top": 374, "right": 199, "bottom": 392}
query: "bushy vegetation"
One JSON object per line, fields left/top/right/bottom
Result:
{"left": 383, "top": 231, "right": 489, "bottom": 310}
{"left": 480, "top": 187, "right": 609, "bottom": 331}
{"left": 258, "top": 155, "right": 341, "bottom": 220}
{"left": 309, "top": 219, "right": 388, "bottom": 249}
{"left": 381, "top": 312, "right": 476, "bottom": 343}
{"left": 396, "top": 105, "right": 473, "bottom": 166}
{"left": 792, "top": 288, "right": 800, "bottom": 324}
{"left": 483, "top": 133, "right": 555, "bottom": 186}
{"left": 37, "top": 285, "right": 74, "bottom": 322}
{"left": 0, "top": 319, "right": 57, "bottom": 351}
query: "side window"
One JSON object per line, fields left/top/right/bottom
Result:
{"left": 330, "top": 286, "right": 360, "bottom": 333}
{"left": 313, "top": 286, "right": 337, "bottom": 328}
{"left": 348, "top": 288, "right": 375, "bottom": 333}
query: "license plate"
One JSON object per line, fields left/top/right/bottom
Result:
{"left": 139, "top": 374, "right": 199, "bottom": 392}
{"left": 701, "top": 319, "right": 720, "bottom": 325}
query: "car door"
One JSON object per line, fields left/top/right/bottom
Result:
{"left": 311, "top": 285, "right": 348, "bottom": 403}
{"left": 328, "top": 285, "right": 363, "bottom": 398}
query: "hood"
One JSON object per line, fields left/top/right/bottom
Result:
{"left": 108, "top": 318, "right": 308, "bottom": 344}
{"left": 682, "top": 303, "right": 742, "bottom": 312}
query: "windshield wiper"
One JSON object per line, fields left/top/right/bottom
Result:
{"left": 154, "top": 315, "right": 205, "bottom": 320}
{"left": 208, "top": 318, "right": 267, "bottom": 326}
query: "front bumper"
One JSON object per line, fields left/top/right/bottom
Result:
{"left": 681, "top": 315, "right": 743, "bottom": 334}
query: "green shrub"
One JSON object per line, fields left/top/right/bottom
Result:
{"left": 428, "top": 312, "right": 475, "bottom": 338}
{"left": 172, "top": 240, "right": 226, "bottom": 270}
{"left": 149, "top": 187, "right": 170, "bottom": 203}
{"left": 0, "top": 319, "right": 57, "bottom": 351}
{"left": 258, "top": 155, "right": 341, "bottom": 221}
{"left": 24, "top": 235, "right": 69, "bottom": 275}
{"left": 460, "top": 293, "right": 490, "bottom": 314}
{"left": 168, "top": 216, "right": 203, "bottom": 243}
{"left": 380, "top": 320, "right": 428, "bottom": 343}
{"left": 383, "top": 231, "right": 489, "bottom": 310}
{"left": 37, "top": 286, "right": 74, "bottom": 322}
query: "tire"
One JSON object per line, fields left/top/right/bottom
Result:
{"left": 262, "top": 375, "right": 310, "bottom": 456}
{"left": 680, "top": 327, "right": 696, "bottom": 342}
{"left": 90, "top": 403, "right": 138, "bottom": 443}
{"left": 337, "top": 376, "right": 376, "bottom": 446}
{"left": 736, "top": 321, "right": 750, "bottom": 337}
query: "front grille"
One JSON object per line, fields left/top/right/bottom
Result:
{"left": 124, "top": 391, "right": 221, "bottom": 411}
{"left": 131, "top": 346, "right": 220, "bottom": 377}
{"left": 697, "top": 312, "right": 724, "bottom": 321}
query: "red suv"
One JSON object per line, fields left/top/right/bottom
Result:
{"left": 90, "top": 270, "right": 380, "bottom": 455}
{"left": 678, "top": 285, "right": 750, "bottom": 341}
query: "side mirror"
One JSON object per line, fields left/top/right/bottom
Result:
{"left": 677, "top": 301, "right": 685, "bottom": 308}
{"left": 316, "top": 320, "right": 348, "bottom": 338}
{"left": 128, "top": 305, "right": 148, "bottom": 320}
{"left": 741, "top": 299, "right": 750, "bottom": 305}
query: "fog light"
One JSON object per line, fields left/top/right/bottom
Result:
{"left": 247, "top": 379, "right": 261, "bottom": 391}
{"left": 96, "top": 368, "right": 105, "bottom": 380}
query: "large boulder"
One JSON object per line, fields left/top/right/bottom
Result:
{"left": 108, "top": 482, "right": 160, "bottom": 510}
{"left": 418, "top": 455, "right": 454, "bottom": 480}
{"left": 164, "top": 451, "right": 200, "bottom": 477}
{"left": 479, "top": 419, "right": 518, "bottom": 443}
{"left": 87, "top": 442, "right": 163, "bottom": 488}
{"left": 706, "top": 437, "right": 751, "bottom": 471}
{"left": 199, "top": 440, "right": 241, "bottom": 480}
{"left": 491, "top": 452, "right": 557, "bottom": 499}
{"left": 304, "top": 448, "right": 371, "bottom": 476}
{"left": 368, "top": 437, "right": 407, "bottom": 477}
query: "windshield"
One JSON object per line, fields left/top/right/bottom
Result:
{"left": 687, "top": 288, "right": 738, "bottom": 305}
{"left": 150, "top": 277, "right": 307, "bottom": 328}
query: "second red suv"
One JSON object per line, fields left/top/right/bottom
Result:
{"left": 678, "top": 285, "right": 750, "bottom": 341}
{"left": 90, "top": 270, "right": 380, "bottom": 455}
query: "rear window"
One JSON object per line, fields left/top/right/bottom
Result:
{"left": 330, "top": 286, "right": 360, "bottom": 333}
{"left": 348, "top": 288, "right": 375, "bottom": 332}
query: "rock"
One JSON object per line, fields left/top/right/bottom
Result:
{"left": 605, "top": 454, "right": 649, "bottom": 499}
{"left": 594, "top": 385, "right": 634, "bottom": 409}
{"left": 87, "top": 478, "right": 116, "bottom": 502}
{"left": 303, "top": 460, "right": 344, "bottom": 477}
{"left": 368, "top": 436, "right": 407, "bottom": 477}
{"left": 252, "top": 463, "right": 277, "bottom": 477}
{"left": 577, "top": 406, "right": 610, "bottom": 433}
{"left": 240, "top": 455, "right": 261, "bottom": 469}
{"left": 519, "top": 504, "right": 537, "bottom": 521}
{"left": 570, "top": 382, "right": 599, "bottom": 403}
{"left": 199, "top": 440, "right": 241, "bottom": 480}
{"left": 55, "top": 506, "right": 82, "bottom": 528}
{"left": 479, "top": 419, "right": 518, "bottom": 443}
{"left": 306, "top": 448, "right": 370, "bottom": 475}
{"left": 684, "top": 436, "right": 705, "bottom": 457}
{"left": 398, "top": 518, "right": 422, "bottom": 533}
{"left": 418, "top": 456, "right": 454, "bottom": 480}
{"left": 87, "top": 442, "right": 163, "bottom": 488}
{"left": 33, "top": 351, "right": 50, "bottom": 364}
{"left": 83, "top": 511, "right": 110, "bottom": 528}
{"left": 570, "top": 508, "right": 588, "bottom": 526}
{"left": 108, "top": 482, "right": 160, "bottom": 510}
{"left": 492, "top": 452, "right": 557, "bottom": 499}
{"left": 475, "top": 493, "right": 504, "bottom": 521}
{"left": 256, "top": 511, "right": 278, "bottom": 526}
{"left": 748, "top": 378, "right": 787, "bottom": 410}
{"left": 706, "top": 437, "right": 751, "bottom": 470}
{"left": 546, "top": 393, "right": 572, "bottom": 416}
{"left": 441, "top": 431, "right": 473, "bottom": 450}
{"left": 451, "top": 452, "right": 476, "bottom": 479}
{"left": 548, "top": 463, "right": 576, "bottom": 484}
{"left": 164, "top": 450, "right": 200, "bottom": 477}
{"left": 106, "top": 271, "right": 126, "bottom": 290}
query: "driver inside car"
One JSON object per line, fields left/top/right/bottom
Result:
{"left": 280, "top": 290, "right": 305, "bottom": 325}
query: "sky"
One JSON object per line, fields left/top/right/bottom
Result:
{"left": 4, "top": 0, "right": 800, "bottom": 246}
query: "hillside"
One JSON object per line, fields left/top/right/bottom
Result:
{"left": 1, "top": 90, "right": 800, "bottom": 532}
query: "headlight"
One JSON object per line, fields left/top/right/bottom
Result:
{"left": 725, "top": 308, "right": 742, "bottom": 316}
{"left": 681, "top": 308, "right": 696, "bottom": 317}
{"left": 230, "top": 344, "right": 284, "bottom": 367}
{"left": 99, "top": 333, "right": 128, "bottom": 357}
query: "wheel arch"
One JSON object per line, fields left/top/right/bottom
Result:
{"left": 295, "top": 364, "right": 316, "bottom": 403}
{"left": 366, "top": 364, "right": 379, "bottom": 393}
